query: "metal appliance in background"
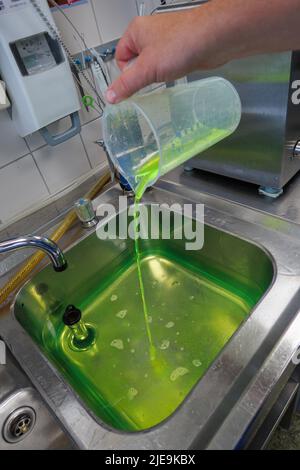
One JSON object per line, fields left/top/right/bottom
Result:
{"left": 155, "top": 2, "right": 300, "bottom": 197}
{"left": 186, "top": 53, "right": 300, "bottom": 197}
{"left": 0, "top": 0, "right": 81, "bottom": 146}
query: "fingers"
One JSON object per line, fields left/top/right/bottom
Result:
{"left": 115, "top": 35, "right": 138, "bottom": 71}
{"left": 105, "top": 50, "right": 155, "bottom": 104}
{"left": 115, "top": 18, "right": 141, "bottom": 71}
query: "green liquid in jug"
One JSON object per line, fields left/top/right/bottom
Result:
{"left": 134, "top": 125, "right": 229, "bottom": 200}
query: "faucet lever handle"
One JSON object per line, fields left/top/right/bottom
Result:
{"left": 75, "top": 198, "right": 98, "bottom": 229}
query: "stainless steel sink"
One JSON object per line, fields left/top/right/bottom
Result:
{"left": 13, "top": 196, "right": 273, "bottom": 432}
{"left": 0, "top": 348, "right": 72, "bottom": 449}
{"left": 1, "top": 181, "right": 300, "bottom": 449}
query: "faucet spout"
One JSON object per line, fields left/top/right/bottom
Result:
{"left": 0, "top": 236, "right": 67, "bottom": 272}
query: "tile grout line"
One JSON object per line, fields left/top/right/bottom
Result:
{"left": 79, "top": 132, "right": 93, "bottom": 170}
{"left": 80, "top": 113, "right": 101, "bottom": 127}
{"left": 0, "top": 151, "right": 33, "bottom": 172}
{"left": 25, "top": 137, "right": 48, "bottom": 154}
{"left": 31, "top": 153, "right": 52, "bottom": 195}
{"left": 90, "top": 0, "right": 104, "bottom": 45}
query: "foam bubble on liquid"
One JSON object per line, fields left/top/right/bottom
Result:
{"left": 147, "top": 316, "right": 153, "bottom": 324}
{"left": 170, "top": 367, "right": 189, "bottom": 382}
{"left": 110, "top": 339, "right": 124, "bottom": 350}
{"left": 111, "top": 294, "right": 118, "bottom": 302}
{"left": 116, "top": 309, "right": 127, "bottom": 319}
{"left": 159, "top": 339, "right": 170, "bottom": 350}
{"left": 165, "top": 321, "right": 175, "bottom": 329}
{"left": 131, "top": 348, "right": 135, "bottom": 354}
{"left": 192, "top": 359, "right": 202, "bottom": 367}
{"left": 128, "top": 387, "right": 138, "bottom": 400}
{"left": 189, "top": 295, "right": 195, "bottom": 301}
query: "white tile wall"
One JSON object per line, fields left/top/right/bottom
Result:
{"left": 80, "top": 117, "right": 107, "bottom": 168}
{"left": 33, "top": 134, "right": 91, "bottom": 194}
{"left": 91, "top": 0, "right": 137, "bottom": 42}
{"left": 0, "top": 112, "right": 29, "bottom": 168}
{"left": 0, "top": 0, "right": 138, "bottom": 227}
{"left": 51, "top": 1, "right": 102, "bottom": 54}
{"left": 0, "top": 154, "right": 49, "bottom": 225}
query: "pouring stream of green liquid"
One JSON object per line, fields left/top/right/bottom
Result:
{"left": 131, "top": 127, "right": 231, "bottom": 360}
{"left": 133, "top": 196, "right": 156, "bottom": 360}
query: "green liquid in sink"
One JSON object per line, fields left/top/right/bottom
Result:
{"left": 40, "top": 254, "right": 253, "bottom": 431}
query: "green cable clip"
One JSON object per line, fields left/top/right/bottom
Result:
{"left": 82, "top": 95, "right": 97, "bottom": 111}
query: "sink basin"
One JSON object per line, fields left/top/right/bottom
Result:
{"left": 14, "top": 203, "right": 273, "bottom": 432}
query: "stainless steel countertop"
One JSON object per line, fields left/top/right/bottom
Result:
{"left": 163, "top": 166, "right": 300, "bottom": 225}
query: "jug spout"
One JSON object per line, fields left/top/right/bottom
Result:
{"left": 95, "top": 139, "right": 134, "bottom": 196}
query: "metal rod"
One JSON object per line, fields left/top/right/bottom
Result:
{"left": 151, "top": 1, "right": 208, "bottom": 15}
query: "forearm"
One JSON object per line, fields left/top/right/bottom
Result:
{"left": 106, "top": 0, "right": 300, "bottom": 103}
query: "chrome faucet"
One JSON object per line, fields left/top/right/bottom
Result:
{"left": 0, "top": 236, "right": 67, "bottom": 272}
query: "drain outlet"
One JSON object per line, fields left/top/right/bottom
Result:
{"left": 3, "top": 407, "right": 36, "bottom": 443}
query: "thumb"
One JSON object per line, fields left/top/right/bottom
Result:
{"left": 105, "top": 50, "right": 156, "bottom": 104}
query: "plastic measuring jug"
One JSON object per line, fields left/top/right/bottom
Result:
{"left": 102, "top": 77, "right": 241, "bottom": 199}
